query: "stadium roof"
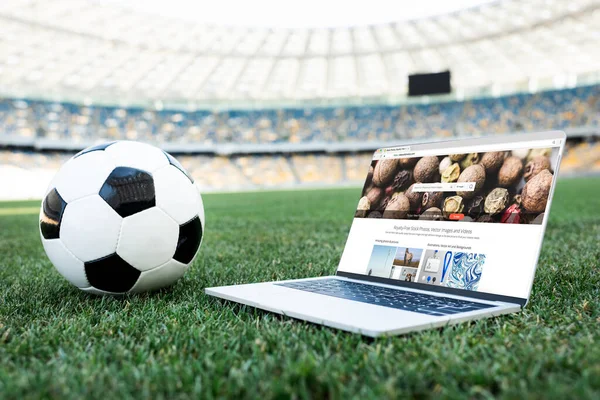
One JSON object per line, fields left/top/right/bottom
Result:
{"left": 110, "top": 0, "right": 495, "bottom": 29}
{"left": 0, "top": 0, "right": 599, "bottom": 107}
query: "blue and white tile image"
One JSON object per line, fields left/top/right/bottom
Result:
{"left": 445, "top": 252, "right": 486, "bottom": 291}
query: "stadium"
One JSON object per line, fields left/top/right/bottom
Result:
{"left": 1, "top": 0, "right": 599, "bottom": 398}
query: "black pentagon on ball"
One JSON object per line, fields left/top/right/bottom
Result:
{"left": 74, "top": 141, "right": 117, "bottom": 158}
{"left": 40, "top": 188, "right": 67, "bottom": 240}
{"left": 173, "top": 216, "right": 203, "bottom": 264}
{"left": 163, "top": 151, "right": 194, "bottom": 183}
{"left": 99, "top": 167, "right": 155, "bottom": 218}
{"left": 84, "top": 253, "right": 141, "bottom": 293}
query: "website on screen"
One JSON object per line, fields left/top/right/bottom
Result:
{"left": 337, "top": 137, "right": 562, "bottom": 299}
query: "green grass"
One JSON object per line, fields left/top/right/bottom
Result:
{"left": 1, "top": 178, "right": 599, "bottom": 399}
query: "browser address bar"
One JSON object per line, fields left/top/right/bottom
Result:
{"left": 412, "top": 182, "right": 475, "bottom": 192}
{"left": 386, "top": 139, "right": 558, "bottom": 159}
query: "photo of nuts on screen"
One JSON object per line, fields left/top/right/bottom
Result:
{"left": 355, "top": 147, "right": 559, "bottom": 224}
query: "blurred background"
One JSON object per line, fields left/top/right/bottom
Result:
{"left": 1, "top": 0, "right": 599, "bottom": 200}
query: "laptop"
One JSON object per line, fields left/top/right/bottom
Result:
{"left": 206, "top": 131, "right": 566, "bottom": 337}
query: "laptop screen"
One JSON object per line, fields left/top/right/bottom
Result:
{"left": 337, "top": 131, "right": 565, "bottom": 303}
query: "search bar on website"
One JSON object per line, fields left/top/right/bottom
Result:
{"left": 412, "top": 182, "right": 475, "bottom": 192}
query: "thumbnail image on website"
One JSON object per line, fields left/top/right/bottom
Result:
{"left": 355, "top": 147, "right": 559, "bottom": 224}
{"left": 366, "top": 245, "right": 423, "bottom": 281}
{"left": 364, "top": 246, "right": 486, "bottom": 292}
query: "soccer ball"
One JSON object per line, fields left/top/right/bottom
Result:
{"left": 39, "top": 141, "right": 204, "bottom": 295}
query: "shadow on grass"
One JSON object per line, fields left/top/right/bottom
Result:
{"left": 3, "top": 279, "right": 198, "bottom": 322}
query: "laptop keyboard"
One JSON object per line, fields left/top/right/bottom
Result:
{"left": 276, "top": 279, "right": 494, "bottom": 316}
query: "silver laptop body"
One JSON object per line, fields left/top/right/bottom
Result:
{"left": 206, "top": 131, "right": 566, "bottom": 337}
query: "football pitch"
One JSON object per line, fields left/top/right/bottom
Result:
{"left": 1, "top": 178, "right": 599, "bottom": 399}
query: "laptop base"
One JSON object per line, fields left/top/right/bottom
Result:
{"left": 206, "top": 276, "right": 520, "bottom": 337}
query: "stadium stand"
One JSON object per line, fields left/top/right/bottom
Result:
{"left": 1, "top": 84, "right": 600, "bottom": 144}
{"left": 1, "top": 136, "right": 599, "bottom": 200}
{"left": 1, "top": 83, "right": 600, "bottom": 200}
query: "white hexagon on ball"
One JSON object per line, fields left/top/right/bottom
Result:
{"left": 60, "top": 195, "right": 123, "bottom": 262}
{"left": 50, "top": 151, "right": 116, "bottom": 203}
{"left": 117, "top": 207, "right": 179, "bottom": 271}
{"left": 154, "top": 164, "right": 202, "bottom": 225}
{"left": 129, "top": 259, "right": 188, "bottom": 293}
{"left": 105, "top": 141, "right": 169, "bottom": 173}
{"left": 41, "top": 239, "right": 90, "bottom": 288}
